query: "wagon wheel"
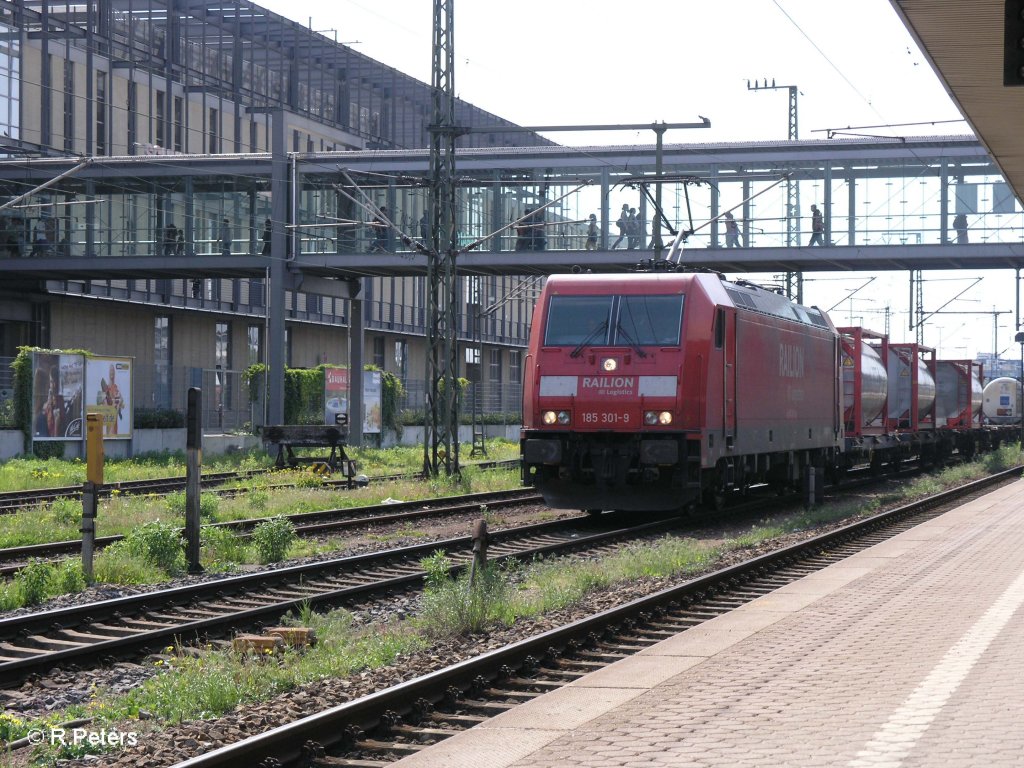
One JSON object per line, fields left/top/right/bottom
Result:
{"left": 827, "top": 465, "right": 846, "bottom": 486}
{"left": 701, "top": 478, "right": 726, "bottom": 512}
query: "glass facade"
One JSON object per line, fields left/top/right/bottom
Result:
{"left": 0, "top": 21, "right": 17, "bottom": 148}
{"left": 153, "top": 315, "right": 170, "bottom": 407}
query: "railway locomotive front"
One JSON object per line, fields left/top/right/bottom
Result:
{"left": 521, "top": 272, "right": 843, "bottom": 512}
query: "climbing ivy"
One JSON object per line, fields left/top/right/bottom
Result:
{"left": 243, "top": 363, "right": 266, "bottom": 404}
{"left": 284, "top": 367, "right": 325, "bottom": 425}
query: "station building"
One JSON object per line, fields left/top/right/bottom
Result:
{"left": 0, "top": 0, "right": 550, "bottom": 429}
{"left": 1, "top": 2, "right": 1022, "bottom": 439}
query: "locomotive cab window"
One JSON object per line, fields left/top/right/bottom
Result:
{"left": 617, "top": 295, "right": 684, "bottom": 346}
{"left": 714, "top": 307, "right": 725, "bottom": 349}
{"left": 544, "top": 294, "right": 683, "bottom": 347}
{"left": 544, "top": 296, "right": 614, "bottom": 346}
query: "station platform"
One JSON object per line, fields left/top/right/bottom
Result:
{"left": 392, "top": 478, "right": 1024, "bottom": 767}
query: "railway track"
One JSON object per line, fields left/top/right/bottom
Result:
{"left": 0, "top": 512, "right": 681, "bottom": 686}
{"left": 0, "top": 469, "right": 268, "bottom": 513}
{"left": 0, "top": 458, "right": 520, "bottom": 513}
{"left": 0, "top": 456, "right": 952, "bottom": 577}
{"left": 161, "top": 467, "right": 1022, "bottom": 768}
{"left": 0, "top": 487, "right": 543, "bottom": 577}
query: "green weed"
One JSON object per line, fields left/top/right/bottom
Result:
{"left": 125, "top": 520, "right": 186, "bottom": 575}
{"left": 14, "top": 559, "right": 52, "bottom": 606}
{"left": 49, "top": 497, "right": 81, "bottom": 525}
{"left": 417, "top": 551, "right": 516, "bottom": 637}
{"left": 247, "top": 489, "right": 269, "bottom": 513}
{"left": 251, "top": 517, "right": 296, "bottom": 564}
{"left": 93, "top": 541, "right": 163, "bottom": 585}
{"left": 201, "top": 526, "right": 248, "bottom": 566}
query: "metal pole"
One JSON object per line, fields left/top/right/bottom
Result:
{"left": 1016, "top": 331, "right": 1024, "bottom": 445}
{"left": 80, "top": 483, "right": 96, "bottom": 586}
{"left": 653, "top": 123, "right": 666, "bottom": 257}
{"left": 185, "top": 387, "right": 204, "bottom": 574}
{"left": 266, "top": 110, "right": 288, "bottom": 425}
{"left": 81, "top": 413, "right": 104, "bottom": 586}
{"left": 470, "top": 518, "right": 488, "bottom": 584}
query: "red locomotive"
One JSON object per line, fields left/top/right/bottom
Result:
{"left": 522, "top": 271, "right": 841, "bottom": 512}
{"left": 521, "top": 270, "right": 1012, "bottom": 513}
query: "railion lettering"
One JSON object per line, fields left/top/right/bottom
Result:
{"left": 582, "top": 376, "right": 635, "bottom": 389}
{"left": 779, "top": 344, "right": 804, "bottom": 378}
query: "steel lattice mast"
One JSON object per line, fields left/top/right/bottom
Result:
{"left": 747, "top": 78, "right": 802, "bottom": 302}
{"left": 424, "top": 0, "right": 465, "bottom": 476}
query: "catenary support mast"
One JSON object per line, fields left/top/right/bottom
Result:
{"left": 748, "top": 78, "right": 802, "bottom": 302}
{"left": 425, "top": 0, "right": 467, "bottom": 476}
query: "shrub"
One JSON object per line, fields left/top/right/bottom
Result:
{"left": 165, "top": 491, "right": 219, "bottom": 521}
{"left": 417, "top": 550, "right": 515, "bottom": 638}
{"left": 14, "top": 559, "right": 53, "bottom": 606}
{"left": 0, "top": 712, "right": 30, "bottom": 743}
{"left": 134, "top": 408, "right": 185, "bottom": 429}
{"left": 125, "top": 520, "right": 185, "bottom": 574}
{"left": 200, "top": 494, "right": 220, "bottom": 520}
{"left": 93, "top": 540, "right": 161, "bottom": 585}
{"left": 49, "top": 497, "right": 80, "bottom": 525}
{"left": 0, "top": 397, "right": 15, "bottom": 429}
{"left": 251, "top": 517, "right": 296, "bottom": 564}
{"left": 201, "top": 526, "right": 248, "bottom": 565}
{"left": 400, "top": 409, "right": 520, "bottom": 426}
{"left": 33, "top": 441, "right": 66, "bottom": 460}
{"left": 248, "top": 489, "right": 270, "bottom": 513}
{"left": 292, "top": 471, "right": 325, "bottom": 489}
{"left": 164, "top": 491, "right": 186, "bottom": 516}
{"left": 54, "top": 560, "right": 86, "bottom": 593}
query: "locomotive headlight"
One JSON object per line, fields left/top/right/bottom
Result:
{"left": 542, "top": 410, "right": 571, "bottom": 426}
{"left": 644, "top": 410, "right": 673, "bottom": 425}
{"left": 601, "top": 357, "right": 617, "bottom": 372}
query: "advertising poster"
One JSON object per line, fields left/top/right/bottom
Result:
{"left": 363, "top": 370, "right": 382, "bottom": 434}
{"left": 324, "top": 366, "right": 349, "bottom": 426}
{"left": 31, "top": 352, "right": 84, "bottom": 440}
{"left": 85, "top": 357, "right": 133, "bottom": 439}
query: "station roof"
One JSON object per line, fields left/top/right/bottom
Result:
{"left": 893, "top": 0, "right": 1024, "bottom": 204}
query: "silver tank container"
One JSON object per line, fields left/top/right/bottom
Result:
{"left": 982, "top": 377, "right": 1023, "bottom": 424}
{"left": 934, "top": 361, "right": 982, "bottom": 423}
{"left": 842, "top": 339, "right": 888, "bottom": 426}
{"left": 886, "top": 349, "right": 936, "bottom": 421}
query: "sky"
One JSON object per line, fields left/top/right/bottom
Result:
{"left": 256, "top": 0, "right": 1024, "bottom": 365}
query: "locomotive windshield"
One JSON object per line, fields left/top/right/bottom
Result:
{"left": 544, "top": 294, "right": 683, "bottom": 347}
{"left": 618, "top": 295, "right": 684, "bottom": 345}
{"left": 544, "top": 296, "right": 614, "bottom": 346}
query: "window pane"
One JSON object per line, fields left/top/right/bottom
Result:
{"left": 617, "top": 295, "right": 684, "bottom": 346}
{"left": 544, "top": 296, "right": 613, "bottom": 346}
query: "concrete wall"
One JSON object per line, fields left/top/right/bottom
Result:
{"left": 0, "top": 424, "right": 517, "bottom": 462}
{"left": 0, "top": 429, "right": 261, "bottom": 461}
{"left": 391, "top": 424, "right": 520, "bottom": 447}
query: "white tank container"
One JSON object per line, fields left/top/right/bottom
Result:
{"left": 982, "top": 377, "right": 1023, "bottom": 424}
{"left": 934, "top": 361, "right": 983, "bottom": 423}
{"left": 886, "top": 349, "right": 936, "bottom": 422}
{"left": 842, "top": 341, "right": 888, "bottom": 426}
